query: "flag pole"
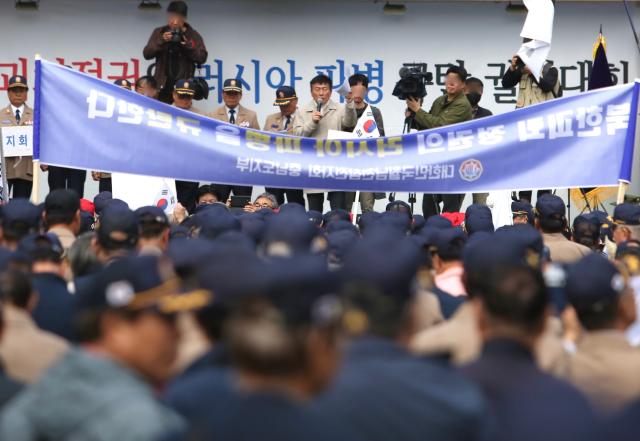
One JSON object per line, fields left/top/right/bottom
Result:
{"left": 31, "top": 54, "right": 41, "bottom": 204}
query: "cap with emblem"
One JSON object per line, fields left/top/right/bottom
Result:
{"left": 174, "top": 78, "right": 195, "bottom": 96}
{"left": 223, "top": 78, "right": 243, "bottom": 93}
{"left": 512, "top": 200, "right": 534, "bottom": 225}
{"left": 565, "top": 253, "right": 626, "bottom": 315}
{"left": 113, "top": 79, "right": 132, "bottom": 90}
{"left": 97, "top": 205, "right": 139, "bottom": 250}
{"left": 613, "top": 203, "right": 640, "bottom": 225}
{"left": 8, "top": 75, "right": 28, "bottom": 90}
{"left": 76, "top": 255, "right": 211, "bottom": 315}
{"left": 135, "top": 206, "right": 169, "bottom": 227}
{"left": 273, "top": 86, "right": 297, "bottom": 106}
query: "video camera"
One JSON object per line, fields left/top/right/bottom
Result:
{"left": 392, "top": 65, "right": 433, "bottom": 100}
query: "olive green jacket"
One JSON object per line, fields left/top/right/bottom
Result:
{"left": 414, "top": 92, "right": 472, "bottom": 130}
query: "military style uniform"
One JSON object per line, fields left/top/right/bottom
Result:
{"left": 1, "top": 77, "right": 34, "bottom": 199}
{"left": 261, "top": 86, "right": 305, "bottom": 207}
{"left": 208, "top": 79, "right": 260, "bottom": 202}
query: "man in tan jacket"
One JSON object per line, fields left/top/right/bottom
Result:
{"left": 1, "top": 76, "right": 34, "bottom": 199}
{"left": 293, "top": 74, "right": 357, "bottom": 212}
{"left": 209, "top": 78, "right": 260, "bottom": 203}
{"left": 262, "top": 86, "right": 305, "bottom": 207}
{"left": 563, "top": 254, "right": 640, "bottom": 415}
{"left": 0, "top": 270, "right": 68, "bottom": 384}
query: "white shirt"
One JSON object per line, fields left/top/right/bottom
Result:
{"left": 10, "top": 104, "right": 25, "bottom": 121}
{"left": 225, "top": 105, "right": 238, "bottom": 121}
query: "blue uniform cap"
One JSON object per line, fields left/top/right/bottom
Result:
{"left": 425, "top": 215, "right": 453, "bottom": 230}
{"left": 2, "top": 199, "right": 41, "bottom": 232}
{"left": 535, "top": 194, "right": 565, "bottom": 220}
{"left": 613, "top": 203, "right": 640, "bottom": 225}
{"left": 565, "top": 253, "right": 625, "bottom": 312}
{"left": 8, "top": 75, "right": 28, "bottom": 90}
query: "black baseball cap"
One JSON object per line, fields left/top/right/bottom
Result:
{"left": 135, "top": 206, "right": 169, "bottom": 227}
{"left": 45, "top": 189, "right": 80, "bottom": 215}
{"left": 97, "top": 206, "right": 139, "bottom": 250}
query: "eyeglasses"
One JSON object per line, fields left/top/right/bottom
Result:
{"left": 254, "top": 203, "right": 273, "bottom": 209}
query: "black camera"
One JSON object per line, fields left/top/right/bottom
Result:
{"left": 515, "top": 56, "right": 526, "bottom": 70}
{"left": 170, "top": 28, "right": 183, "bottom": 43}
{"left": 392, "top": 66, "right": 433, "bottom": 100}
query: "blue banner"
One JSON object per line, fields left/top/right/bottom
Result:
{"left": 34, "top": 59, "right": 639, "bottom": 193}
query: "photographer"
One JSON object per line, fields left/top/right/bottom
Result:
{"left": 143, "top": 1, "right": 207, "bottom": 104}
{"left": 406, "top": 66, "right": 472, "bottom": 218}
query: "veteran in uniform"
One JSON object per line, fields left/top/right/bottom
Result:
{"left": 563, "top": 254, "right": 640, "bottom": 415}
{"left": 208, "top": 79, "right": 260, "bottom": 202}
{"left": 262, "top": 86, "right": 305, "bottom": 207}
{"left": 1, "top": 76, "right": 34, "bottom": 199}
{"left": 172, "top": 79, "right": 204, "bottom": 212}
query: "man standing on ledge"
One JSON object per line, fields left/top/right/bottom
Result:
{"left": 293, "top": 74, "right": 357, "bottom": 212}
{"left": 407, "top": 66, "right": 472, "bottom": 218}
{"left": 1, "top": 76, "right": 34, "bottom": 199}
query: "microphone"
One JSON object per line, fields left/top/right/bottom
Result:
{"left": 316, "top": 98, "right": 323, "bottom": 113}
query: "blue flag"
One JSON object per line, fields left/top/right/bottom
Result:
{"left": 34, "top": 59, "right": 639, "bottom": 192}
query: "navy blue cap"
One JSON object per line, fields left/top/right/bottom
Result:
{"left": 326, "top": 229, "right": 359, "bottom": 266}
{"left": 135, "top": 206, "right": 169, "bottom": 226}
{"left": 274, "top": 86, "right": 297, "bottom": 106}
{"left": 512, "top": 200, "right": 534, "bottom": 224}
{"left": 8, "top": 75, "right": 28, "bottom": 90}
{"left": 307, "top": 210, "right": 323, "bottom": 227}
{"left": 323, "top": 209, "right": 351, "bottom": 227}
{"left": 430, "top": 227, "right": 466, "bottom": 259}
{"left": 93, "top": 191, "right": 113, "bottom": 216}
{"left": 535, "top": 194, "right": 565, "bottom": 220}
{"left": 425, "top": 215, "right": 453, "bottom": 229}
{"left": 342, "top": 236, "right": 420, "bottom": 304}
{"left": 197, "top": 210, "right": 241, "bottom": 240}
{"left": 76, "top": 255, "right": 211, "bottom": 314}
{"left": 613, "top": 203, "right": 640, "bottom": 226}
{"left": 465, "top": 213, "right": 494, "bottom": 235}
{"left": 278, "top": 203, "right": 307, "bottom": 216}
{"left": 2, "top": 199, "right": 41, "bottom": 234}
{"left": 168, "top": 237, "right": 215, "bottom": 274}
{"left": 357, "top": 211, "right": 381, "bottom": 233}
{"left": 17, "top": 232, "right": 64, "bottom": 262}
{"left": 465, "top": 204, "right": 492, "bottom": 220}
{"left": 263, "top": 255, "right": 340, "bottom": 326}
{"left": 495, "top": 223, "right": 544, "bottom": 262}
{"left": 169, "top": 224, "right": 190, "bottom": 240}
{"left": 464, "top": 232, "right": 539, "bottom": 277}
{"left": 174, "top": 78, "right": 195, "bottom": 96}
{"left": 376, "top": 210, "right": 412, "bottom": 233}
{"left": 385, "top": 200, "right": 412, "bottom": 220}
{"left": 223, "top": 78, "right": 242, "bottom": 93}
{"left": 238, "top": 213, "right": 266, "bottom": 243}
{"left": 411, "top": 214, "right": 426, "bottom": 234}
{"left": 214, "top": 230, "right": 256, "bottom": 252}
{"left": 325, "top": 219, "right": 358, "bottom": 235}
{"left": 565, "top": 253, "right": 625, "bottom": 312}
{"left": 114, "top": 79, "right": 132, "bottom": 90}
{"left": 45, "top": 189, "right": 80, "bottom": 215}
{"left": 263, "top": 213, "right": 318, "bottom": 255}
{"left": 97, "top": 206, "right": 139, "bottom": 250}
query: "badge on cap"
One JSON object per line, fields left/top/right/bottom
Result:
{"left": 230, "top": 79, "right": 237, "bottom": 86}
{"left": 183, "top": 81, "right": 190, "bottom": 89}
{"left": 106, "top": 281, "right": 135, "bottom": 307}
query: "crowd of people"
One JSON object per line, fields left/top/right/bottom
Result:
{"left": 0, "top": 186, "right": 633, "bottom": 440}
{"left": 0, "top": 1, "right": 639, "bottom": 440}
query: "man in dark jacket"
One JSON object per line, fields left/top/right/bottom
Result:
{"left": 143, "top": 1, "right": 207, "bottom": 104}
{"left": 460, "top": 234, "right": 595, "bottom": 441}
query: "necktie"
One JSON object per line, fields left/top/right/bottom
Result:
{"left": 229, "top": 109, "right": 236, "bottom": 125}
{"left": 284, "top": 115, "right": 291, "bottom": 130}
{"left": 15, "top": 109, "right": 20, "bottom": 124}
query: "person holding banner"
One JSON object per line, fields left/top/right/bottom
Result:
{"left": 209, "top": 79, "right": 260, "bottom": 204}
{"left": 263, "top": 86, "right": 306, "bottom": 207}
{"left": 1, "top": 76, "right": 34, "bottom": 199}
{"left": 344, "top": 74, "right": 386, "bottom": 213}
{"left": 294, "top": 74, "right": 357, "bottom": 212}
{"left": 407, "top": 66, "right": 472, "bottom": 218}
